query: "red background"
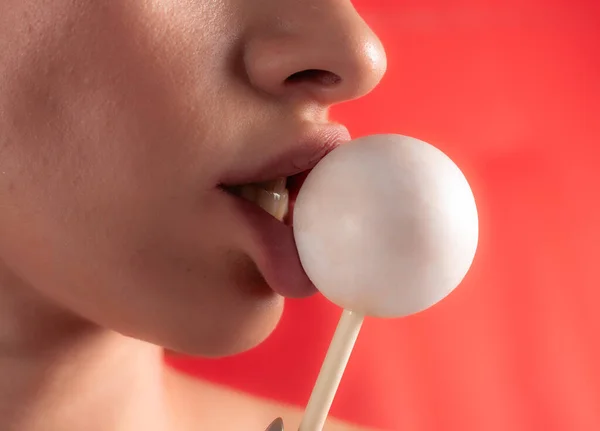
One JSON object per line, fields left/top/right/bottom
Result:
{"left": 167, "top": 1, "right": 600, "bottom": 429}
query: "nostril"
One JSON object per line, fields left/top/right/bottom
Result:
{"left": 285, "top": 69, "right": 342, "bottom": 87}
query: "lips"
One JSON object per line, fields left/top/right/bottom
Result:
{"left": 220, "top": 123, "right": 351, "bottom": 186}
{"left": 220, "top": 123, "right": 350, "bottom": 298}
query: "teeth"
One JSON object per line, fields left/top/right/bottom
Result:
{"left": 267, "top": 177, "right": 287, "bottom": 194}
{"left": 238, "top": 177, "right": 289, "bottom": 221}
{"left": 257, "top": 188, "right": 289, "bottom": 221}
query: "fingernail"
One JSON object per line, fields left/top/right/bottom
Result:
{"left": 266, "top": 417, "right": 284, "bottom": 431}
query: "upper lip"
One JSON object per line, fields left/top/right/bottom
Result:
{"left": 219, "top": 123, "right": 351, "bottom": 187}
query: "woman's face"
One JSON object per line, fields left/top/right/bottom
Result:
{"left": 0, "top": 0, "right": 386, "bottom": 356}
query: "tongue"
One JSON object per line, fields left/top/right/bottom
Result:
{"left": 255, "top": 210, "right": 317, "bottom": 298}
{"left": 235, "top": 194, "right": 317, "bottom": 298}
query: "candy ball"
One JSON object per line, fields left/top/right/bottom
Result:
{"left": 293, "top": 134, "right": 479, "bottom": 318}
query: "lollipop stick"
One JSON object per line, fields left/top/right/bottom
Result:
{"left": 299, "top": 309, "right": 364, "bottom": 431}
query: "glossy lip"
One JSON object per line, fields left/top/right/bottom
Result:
{"left": 219, "top": 123, "right": 351, "bottom": 186}
{"left": 219, "top": 123, "right": 351, "bottom": 299}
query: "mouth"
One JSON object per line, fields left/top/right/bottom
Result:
{"left": 222, "top": 171, "right": 311, "bottom": 226}
{"left": 224, "top": 177, "right": 291, "bottom": 224}
{"left": 220, "top": 123, "right": 350, "bottom": 226}
{"left": 217, "top": 123, "right": 350, "bottom": 299}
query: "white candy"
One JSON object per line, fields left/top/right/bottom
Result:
{"left": 293, "top": 134, "right": 479, "bottom": 318}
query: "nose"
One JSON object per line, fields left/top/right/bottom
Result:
{"left": 243, "top": 1, "right": 387, "bottom": 106}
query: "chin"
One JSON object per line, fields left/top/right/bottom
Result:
{"left": 155, "top": 294, "right": 285, "bottom": 358}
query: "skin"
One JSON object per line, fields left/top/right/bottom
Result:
{"left": 0, "top": 0, "right": 386, "bottom": 430}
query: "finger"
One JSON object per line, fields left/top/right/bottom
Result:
{"left": 265, "top": 417, "right": 284, "bottom": 431}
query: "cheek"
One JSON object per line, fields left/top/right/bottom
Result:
{"left": 0, "top": 0, "right": 231, "bottom": 195}
{"left": 0, "top": 2, "right": 285, "bottom": 353}
{"left": 0, "top": 2, "right": 221, "bottom": 261}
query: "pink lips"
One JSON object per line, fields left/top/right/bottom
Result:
{"left": 221, "top": 123, "right": 351, "bottom": 298}
{"left": 219, "top": 123, "right": 351, "bottom": 187}
{"left": 228, "top": 195, "right": 317, "bottom": 298}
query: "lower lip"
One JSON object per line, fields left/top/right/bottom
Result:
{"left": 226, "top": 191, "right": 317, "bottom": 299}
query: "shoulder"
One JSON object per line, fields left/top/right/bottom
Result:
{"left": 166, "top": 367, "right": 377, "bottom": 431}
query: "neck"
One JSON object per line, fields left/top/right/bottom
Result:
{"left": 0, "top": 270, "right": 170, "bottom": 431}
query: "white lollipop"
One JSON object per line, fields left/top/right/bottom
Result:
{"left": 293, "top": 134, "right": 479, "bottom": 431}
